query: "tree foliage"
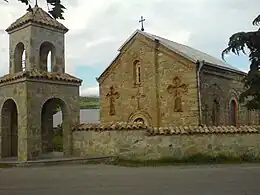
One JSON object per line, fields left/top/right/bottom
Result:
{"left": 3, "top": 0, "right": 66, "bottom": 19}
{"left": 222, "top": 14, "right": 260, "bottom": 110}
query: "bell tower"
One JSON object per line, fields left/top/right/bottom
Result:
{"left": 0, "top": 6, "right": 82, "bottom": 162}
{"left": 6, "top": 5, "right": 68, "bottom": 74}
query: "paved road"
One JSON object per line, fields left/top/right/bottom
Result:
{"left": 0, "top": 164, "right": 260, "bottom": 195}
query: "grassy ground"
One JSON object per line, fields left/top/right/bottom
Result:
{"left": 1, "top": 152, "right": 259, "bottom": 168}
{"left": 79, "top": 96, "right": 99, "bottom": 109}
{"left": 53, "top": 135, "right": 63, "bottom": 152}
{"left": 107, "top": 154, "right": 260, "bottom": 167}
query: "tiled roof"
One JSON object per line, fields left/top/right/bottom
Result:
{"left": 118, "top": 30, "right": 244, "bottom": 74}
{"left": 147, "top": 125, "right": 260, "bottom": 135}
{"left": 0, "top": 70, "right": 82, "bottom": 84}
{"left": 73, "top": 122, "right": 260, "bottom": 135}
{"left": 6, "top": 6, "right": 68, "bottom": 33}
{"left": 73, "top": 122, "right": 148, "bottom": 131}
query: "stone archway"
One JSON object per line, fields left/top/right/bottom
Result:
{"left": 1, "top": 99, "right": 18, "bottom": 158}
{"left": 14, "top": 42, "right": 26, "bottom": 73}
{"left": 39, "top": 41, "right": 56, "bottom": 72}
{"left": 41, "top": 98, "right": 69, "bottom": 157}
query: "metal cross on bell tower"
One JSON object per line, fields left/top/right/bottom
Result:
{"left": 139, "top": 16, "right": 145, "bottom": 31}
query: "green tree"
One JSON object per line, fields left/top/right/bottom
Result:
{"left": 3, "top": 0, "right": 66, "bottom": 19}
{"left": 222, "top": 14, "right": 260, "bottom": 110}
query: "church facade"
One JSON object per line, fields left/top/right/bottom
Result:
{"left": 97, "top": 30, "right": 260, "bottom": 127}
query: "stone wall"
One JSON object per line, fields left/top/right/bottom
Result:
{"left": 157, "top": 44, "right": 199, "bottom": 126}
{"left": 98, "top": 32, "right": 199, "bottom": 127}
{"left": 0, "top": 77, "right": 80, "bottom": 161}
{"left": 98, "top": 33, "right": 157, "bottom": 126}
{"left": 200, "top": 64, "right": 260, "bottom": 126}
{"left": 72, "top": 123, "right": 260, "bottom": 161}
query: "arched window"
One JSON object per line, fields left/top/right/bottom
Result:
{"left": 14, "top": 42, "right": 26, "bottom": 73}
{"left": 230, "top": 99, "right": 238, "bottom": 126}
{"left": 39, "top": 42, "right": 55, "bottom": 72}
{"left": 133, "top": 60, "right": 141, "bottom": 85}
{"left": 212, "top": 99, "right": 220, "bottom": 126}
{"left": 134, "top": 117, "right": 145, "bottom": 125}
{"left": 22, "top": 50, "right": 26, "bottom": 71}
{"left": 47, "top": 52, "right": 52, "bottom": 72}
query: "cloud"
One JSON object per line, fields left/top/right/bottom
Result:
{"left": 80, "top": 84, "right": 99, "bottom": 97}
{"left": 0, "top": 0, "right": 260, "bottom": 97}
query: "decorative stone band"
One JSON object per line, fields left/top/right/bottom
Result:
{"left": 147, "top": 125, "right": 260, "bottom": 135}
{"left": 73, "top": 122, "right": 148, "bottom": 131}
{"left": 0, "top": 70, "right": 82, "bottom": 84}
{"left": 73, "top": 122, "right": 260, "bottom": 135}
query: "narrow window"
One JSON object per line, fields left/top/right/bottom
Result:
{"left": 14, "top": 42, "right": 26, "bottom": 73}
{"left": 39, "top": 42, "right": 55, "bottom": 72}
{"left": 133, "top": 60, "right": 141, "bottom": 85}
{"left": 137, "top": 66, "right": 141, "bottom": 84}
{"left": 212, "top": 99, "right": 220, "bottom": 126}
{"left": 47, "top": 51, "right": 52, "bottom": 72}
{"left": 22, "top": 50, "right": 26, "bottom": 71}
{"left": 230, "top": 100, "right": 238, "bottom": 126}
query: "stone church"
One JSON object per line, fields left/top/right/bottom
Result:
{"left": 97, "top": 29, "right": 260, "bottom": 127}
{"left": 0, "top": 5, "right": 81, "bottom": 161}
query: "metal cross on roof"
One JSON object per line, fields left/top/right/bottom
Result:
{"left": 139, "top": 16, "right": 145, "bottom": 31}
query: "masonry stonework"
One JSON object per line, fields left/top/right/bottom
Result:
{"left": 72, "top": 128, "right": 260, "bottom": 161}
{"left": 98, "top": 30, "right": 260, "bottom": 127}
{"left": 200, "top": 65, "right": 260, "bottom": 126}
{"left": 98, "top": 32, "right": 199, "bottom": 127}
{"left": 0, "top": 6, "right": 81, "bottom": 162}
{"left": 157, "top": 45, "right": 199, "bottom": 126}
{"left": 99, "top": 34, "right": 158, "bottom": 126}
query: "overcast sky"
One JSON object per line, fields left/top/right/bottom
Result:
{"left": 0, "top": 0, "right": 259, "bottom": 96}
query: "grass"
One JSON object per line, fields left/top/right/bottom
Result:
{"left": 0, "top": 164, "right": 12, "bottom": 168}
{"left": 53, "top": 96, "right": 99, "bottom": 112}
{"left": 53, "top": 135, "right": 63, "bottom": 152}
{"left": 79, "top": 96, "right": 99, "bottom": 109}
{"left": 107, "top": 153, "right": 260, "bottom": 167}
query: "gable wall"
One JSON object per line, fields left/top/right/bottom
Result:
{"left": 200, "top": 65, "right": 260, "bottom": 126}
{"left": 99, "top": 34, "right": 158, "bottom": 125}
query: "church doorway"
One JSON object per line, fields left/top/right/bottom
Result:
{"left": 41, "top": 98, "right": 68, "bottom": 157}
{"left": 1, "top": 99, "right": 18, "bottom": 158}
{"left": 212, "top": 99, "right": 220, "bottom": 126}
{"left": 230, "top": 100, "right": 238, "bottom": 126}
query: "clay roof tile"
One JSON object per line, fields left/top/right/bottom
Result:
{"left": 0, "top": 70, "right": 82, "bottom": 84}
{"left": 6, "top": 6, "right": 68, "bottom": 33}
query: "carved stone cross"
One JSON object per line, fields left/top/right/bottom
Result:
{"left": 106, "top": 86, "right": 120, "bottom": 116}
{"left": 132, "top": 90, "right": 146, "bottom": 110}
{"left": 167, "top": 76, "right": 188, "bottom": 112}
